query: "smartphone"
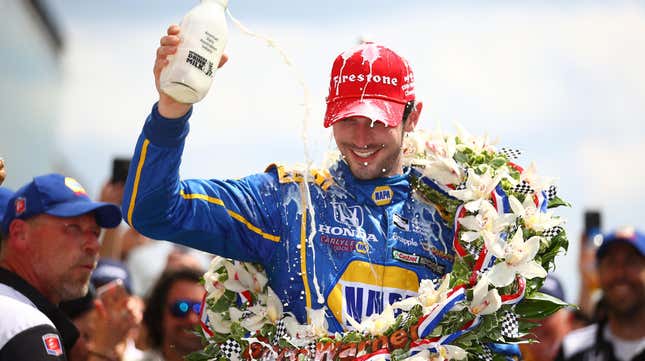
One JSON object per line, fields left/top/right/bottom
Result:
{"left": 96, "top": 279, "right": 129, "bottom": 308}
{"left": 583, "top": 210, "right": 602, "bottom": 241}
{"left": 111, "top": 157, "right": 131, "bottom": 184}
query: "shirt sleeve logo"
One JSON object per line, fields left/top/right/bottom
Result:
{"left": 42, "top": 333, "right": 63, "bottom": 356}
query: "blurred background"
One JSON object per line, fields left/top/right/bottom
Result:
{"left": 1, "top": 0, "right": 644, "bottom": 302}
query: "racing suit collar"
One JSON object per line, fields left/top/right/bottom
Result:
{"left": 329, "top": 160, "right": 411, "bottom": 206}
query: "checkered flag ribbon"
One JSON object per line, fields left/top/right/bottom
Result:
{"left": 476, "top": 344, "right": 494, "bottom": 361}
{"left": 499, "top": 147, "right": 522, "bottom": 160}
{"left": 545, "top": 185, "right": 558, "bottom": 200}
{"left": 275, "top": 318, "right": 287, "bottom": 339}
{"left": 306, "top": 341, "right": 317, "bottom": 360}
{"left": 219, "top": 339, "right": 242, "bottom": 360}
{"left": 512, "top": 181, "right": 534, "bottom": 194}
{"left": 543, "top": 226, "right": 564, "bottom": 239}
{"left": 501, "top": 310, "right": 519, "bottom": 339}
{"left": 464, "top": 241, "right": 480, "bottom": 258}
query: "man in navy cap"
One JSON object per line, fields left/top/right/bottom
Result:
{"left": 0, "top": 187, "right": 13, "bottom": 241}
{"left": 0, "top": 174, "right": 121, "bottom": 360}
{"left": 557, "top": 227, "right": 645, "bottom": 361}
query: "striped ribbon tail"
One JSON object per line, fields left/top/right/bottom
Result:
{"left": 452, "top": 205, "right": 468, "bottom": 257}
{"left": 417, "top": 286, "right": 466, "bottom": 338}
{"left": 501, "top": 276, "right": 526, "bottom": 305}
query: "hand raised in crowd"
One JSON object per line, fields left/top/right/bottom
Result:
{"left": 154, "top": 24, "right": 228, "bottom": 119}
{"left": 88, "top": 281, "right": 142, "bottom": 360}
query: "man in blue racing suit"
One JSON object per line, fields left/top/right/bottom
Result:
{"left": 122, "top": 25, "right": 456, "bottom": 333}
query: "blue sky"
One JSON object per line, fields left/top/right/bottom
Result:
{"left": 39, "top": 0, "right": 645, "bottom": 302}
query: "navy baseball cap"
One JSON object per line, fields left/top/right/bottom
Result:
{"left": 1, "top": 174, "right": 122, "bottom": 234}
{"left": 540, "top": 273, "right": 565, "bottom": 301}
{"left": 596, "top": 227, "right": 645, "bottom": 260}
{"left": 0, "top": 187, "right": 13, "bottom": 222}
{"left": 91, "top": 258, "right": 133, "bottom": 294}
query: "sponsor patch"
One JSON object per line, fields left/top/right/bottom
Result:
{"left": 64, "top": 177, "right": 87, "bottom": 196}
{"left": 371, "top": 186, "right": 393, "bottom": 206}
{"left": 42, "top": 333, "right": 63, "bottom": 356}
{"left": 392, "top": 249, "right": 446, "bottom": 275}
{"left": 429, "top": 247, "right": 455, "bottom": 262}
{"left": 392, "top": 233, "right": 418, "bottom": 248}
{"left": 317, "top": 224, "right": 379, "bottom": 244}
{"left": 15, "top": 197, "right": 26, "bottom": 216}
{"left": 392, "top": 213, "right": 409, "bottom": 231}
{"left": 327, "top": 261, "right": 419, "bottom": 326}
{"left": 332, "top": 202, "right": 364, "bottom": 227}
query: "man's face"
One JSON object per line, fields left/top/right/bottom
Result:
{"left": 333, "top": 116, "right": 412, "bottom": 180}
{"left": 162, "top": 280, "right": 204, "bottom": 355}
{"left": 26, "top": 213, "right": 101, "bottom": 303}
{"left": 598, "top": 242, "right": 645, "bottom": 318}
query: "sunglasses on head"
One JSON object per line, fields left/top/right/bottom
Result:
{"left": 168, "top": 299, "right": 201, "bottom": 318}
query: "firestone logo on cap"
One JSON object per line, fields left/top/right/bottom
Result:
{"left": 64, "top": 177, "right": 88, "bottom": 196}
{"left": 327, "top": 43, "right": 415, "bottom": 103}
{"left": 15, "top": 197, "right": 26, "bottom": 216}
{"left": 324, "top": 43, "right": 416, "bottom": 128}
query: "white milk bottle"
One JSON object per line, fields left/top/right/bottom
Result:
{"left": 160, "top": 0, "right": 229, "bottom": 104}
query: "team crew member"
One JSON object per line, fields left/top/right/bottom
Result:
{"left": 556, "top": 228, "right": 645, "bottom": 361}
{"left": 123, "top": 25, "right": 456, "bottom": 332}
{"left": 0, "top": 174, "right": 121, "bottom": 360}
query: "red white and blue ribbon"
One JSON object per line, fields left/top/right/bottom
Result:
{"left": 417, "top": 286, "right": 466, "bottom": 339}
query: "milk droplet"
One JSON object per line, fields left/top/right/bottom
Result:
{"left": 363, "top": 162, "right": 368, "bottom": 166}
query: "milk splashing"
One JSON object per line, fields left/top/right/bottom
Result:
{"left": 334, "top": 44, "right": 382, "bottom": 101}
{"left": 227, "top": 9, "right": 325, "bottom": 304}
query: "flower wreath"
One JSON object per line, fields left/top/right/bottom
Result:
{"left": 188, "top": 126, "right": 570, "bottom": 361}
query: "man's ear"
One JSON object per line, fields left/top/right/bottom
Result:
{"left": 404, "top": 101, "right": 423, "bottom": 132}
{"left": 7, "top": 219, "right": 30, "bottom": 251}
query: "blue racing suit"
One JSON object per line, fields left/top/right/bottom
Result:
{"left": 122, "top": 103, "right": 456, "bottom": 332}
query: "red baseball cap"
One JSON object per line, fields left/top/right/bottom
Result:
{"left": 323, "top": 42, "right": 416, "bottom": 128}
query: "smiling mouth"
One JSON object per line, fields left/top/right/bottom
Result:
{"left": 351, "top": 148, "right": 380, "bottom": 159}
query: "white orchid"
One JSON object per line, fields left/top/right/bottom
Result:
{"left": 307, "top": 308, "right": 329, "bottom": 338}
{"left": 436, "top": 345, "right": 468, "bottom": 360}
{"left": 392, "top": 275, "right": 451, "bottom": 313}
{"left": 509, "top": 195, "right": 563, "bottom": 234}
{"left": 346, "top": 304, "right": 396, "bottom": 336}
{"left": 206, "top": 309, "right": 232, "bottom": 334}
{"left": 402, "top": 129, "right": 465, "bottom": 185}
{"left": 468, "top": 276, "right": 502, "bottom": 315}
{"left": 204, "top": 257, "right": 228, "bottom": 297}
{"left": 424, "top": 137, "right": 464, "bottom": 186}
{"left": 455, "top": 123, "right": 497, "bottom": 155}
{"left": 458, "top": 201, "right": 515, "bottom": 244}
{"left": 486, "top": 228, "right": 547, "bottom": 287}
{"left": 519, "top": 162, "right": 556, "bottom": 193}
{"left": 449, "top": 168, "right": 507, "bottom": 212}
{"left": 266, "top": 287, "right": 283, "bottom": 323}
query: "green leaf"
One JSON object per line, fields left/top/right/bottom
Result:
{"left": 454, "top": 150, "right": 469, "bottom": 163}
{"left": 547, "top": 196, "right": 571, "bottom": 209}
{"left": 515, "top": 292, "right": 569, "bottom": 319}
{"left": 209, "top": 290, "right": 237, "bottom": 312}
{"left": 490, "top": 157, "right": 507, "bottom": 168}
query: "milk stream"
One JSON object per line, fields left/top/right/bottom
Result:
{"left": 226, "top": 10, "right": 325, "bottom": 305}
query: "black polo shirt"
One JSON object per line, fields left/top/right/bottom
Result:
{"left": 0, "top": 267, "right": 79, "bottom": 361}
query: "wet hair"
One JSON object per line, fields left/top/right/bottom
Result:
{"left": 143, "top": 268, "right": 203, "bottom": 349}
{"left": 402, "top": 101, "right": 415, "bottom": 125}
